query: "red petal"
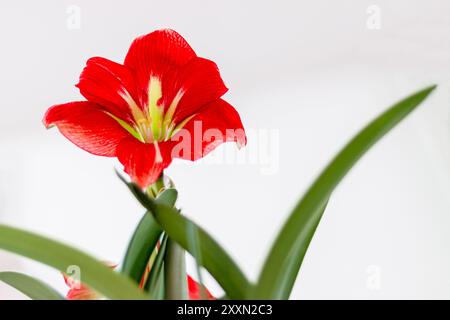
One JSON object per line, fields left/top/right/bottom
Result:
{"left": 116, "top": 138, "right": 173, "bottom": 188}
{"left": 124, "top": 29, "right": 196, "bottom": 95}
{"left": 171, "top": 99, "right": 246, "bottom": 161}
{"left": 162, "top": 57, "right": 228, "bottom": 123}
{"left": 188, "top": 275, "right": 215, "bottom": 300}
{"left": 76, "top": 57, "right": 140, "bottom": 122}
{"left": 62, "top": 273, "right": 72, "bottom": 287}
{"left": 43, "top": 101, "right": 130, "bottom": 156}
{"left": 66, "top": 286, "right": 99, "bottom": 300}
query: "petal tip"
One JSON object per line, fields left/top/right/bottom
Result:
{"left": 42, "top": 109, "right": 54, "bottom": 129}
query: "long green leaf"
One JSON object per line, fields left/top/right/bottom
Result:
{"left": 156, "top": 188, "right": 178, "bottom": 207}
{"left": 187, "top": 220, "right": 208, "bottom": 299}
{"left": 121, "top": 213, "right": 161, "bottom": 283}
{"left": 255, "top": 85, "right": 437, "bottom": 299}
{"left": 117, "top": 174, "right": 252, "bottom": 299}
{"left": 154, "top": 205, "right": 250, "bottom": 299}
{"left": 0, "top": 224, "right": 148, "bottom": 300}
{"left": 121, "top": 189, "right": 177, "bottom": 284}
{"left": 0, "top": 271, "right": 64, "bottom": 300}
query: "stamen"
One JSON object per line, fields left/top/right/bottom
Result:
{"left": 106, "top": 112, "right": 144, "bottom": 142}
{"left": 136, "top": 118, "right": 154, "bottom": 143}
{"left": 113, "top": 78, "right": 193, "bottom": 145}
{"left": 162, "top": 89, "right": 184, "bottom": 132}
{"left": 119, "top": 89, "right": 146, "bottom": 123}
{"left": 170, "top": 114, "right": 197, "bottom": 137}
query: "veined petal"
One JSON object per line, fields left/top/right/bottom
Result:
{"left": 162, "top": 57, "right": 228, "bottom": 124}
{"left": 124, "top": 29, "right": 196, "bottom": 101}
{"left": 116, "top": 138, "right": 173, "bottom": 188}
{"left": 43, "top": 101, "right": 130, "bottom": 157}
{"left": 76, "top": 57, "right": 141, "bottom": 123}
{"left": 170, "top": 99, "right": 246, "bottom": 161}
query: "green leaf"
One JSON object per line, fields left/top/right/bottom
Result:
{"left": 0, "top": 271, "right": 64, "bottom": 300}
{"left": 121, "top": 189, "right": 177, "bottom": 284}
{"left": 155, "top": 188, "right": 178, "bottom": 207}
{"left": 120, "top": 214, "right": 161, "bottom": 283}
{"left": 255, "top": 85, "right": 437, "bottom": 299}
{"left": 0, "top": 224, "right": 148, "bottom": 300}
{"left": 117, "top": 174, "right": 252, "bottom": 299}
{"left": 155, "top": 207, "right": 250, "bottom": 299}
{"left": 186, "top": 219, "right": 208, "bottom": 299}
{"left": 159, "top": 190, "right": 187, "bottom": 300}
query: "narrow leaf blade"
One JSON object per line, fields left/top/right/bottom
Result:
{"left": 121, "top": 189, "right": 177, "bottom": 284}
{"left": 0, "top": 224, "right": 148, "bottom": 300}
{"left": 155, "top": 204, "right": 251, "bottom": 299}
{"left": 118, "top": 176, "right": 252, "bottom": 299}
{"left": 255, "top": 85, "right": 436, "bottom": 299}
{"left": 0, "top": 271, "right": 64, "bottom": 300}
{"left": 120, "top": 213, "right": 162, "bottom": 283}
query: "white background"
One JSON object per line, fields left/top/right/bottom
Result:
{"left": 0, "top": 0, "right": 449, "bottom": 299}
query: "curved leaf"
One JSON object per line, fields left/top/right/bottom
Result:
{"left": 154, "top": 204, "right": 251, "bottom": 299}
{"left": 0, "top": 224, "right": 148, "bottom": 300}
{"left": 0, "top": 271, "right": 64, "bottom": 300}
{"left": 156, "top": 188, "right": 178, "bottom": 207}
{"left": 120, "top": 213, "right": 161, "bottom": 283}
{"left": 255, "top": 85, "right": 437, "bottom": 299}
{"left": 118, "top": 174, "right": 252, "bottom": 299}
{"left": 121, "top": 189, "right": 177, "bottom": 284}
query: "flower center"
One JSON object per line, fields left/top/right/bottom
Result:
{"left": 115, "top": 76, "right": 191, "bottom": 144}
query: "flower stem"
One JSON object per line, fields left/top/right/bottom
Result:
{"left": 147, "top": 174, "right": 165, "bottom": 198}
{"left": 147, "top": 174, "right": 187, "bottom": 299}
{"left": 164, "top": 239, "right": 187, "bottom": 299}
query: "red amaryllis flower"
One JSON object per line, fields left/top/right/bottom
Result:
{"left": 43, "top": 29, "right": 246, "bottom": 188}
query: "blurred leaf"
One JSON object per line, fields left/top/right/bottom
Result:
{"left": 118, "top": 174, "right": 252, "bottom": 299}
{"left": 155, "top": 208, "right": 250, "bottom": 299}
{"left": 0, "top": 224, "right": 148, "bottom": 300}
{"left": 0, "top": 271, "right": 64, "bottom": 300}
{"left": 144, "top": 234, "right": 168, "bottom": 297}
{"left": 164, "top": 238, "right": 187, "bottom": 299}
{"left": 153, "top": 270, "right": 165, "bottom": 300}
{"left": 121, "top": 189, "right": 177, "bottom": 284}
{"left": 155, "top": 188, "right": 178, "bottom": 207}
{"left": 255, "top": 85, "right": 437, "bottom": 299}
{"left": 187, "top": 219, "right": 208, "bottom": 299}
{"left": 121, "top": 213, "right": 161, "bottom": 283}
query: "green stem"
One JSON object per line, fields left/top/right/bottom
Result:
{"left": 164, "top": 238, "right": 187, "bottom": 299}
{"left": 147, "top": 174, "right": 165, "bottom": 198}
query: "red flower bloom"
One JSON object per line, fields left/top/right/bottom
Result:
{"left": 44, "top": 29, "right": 246, "bottom": 188}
